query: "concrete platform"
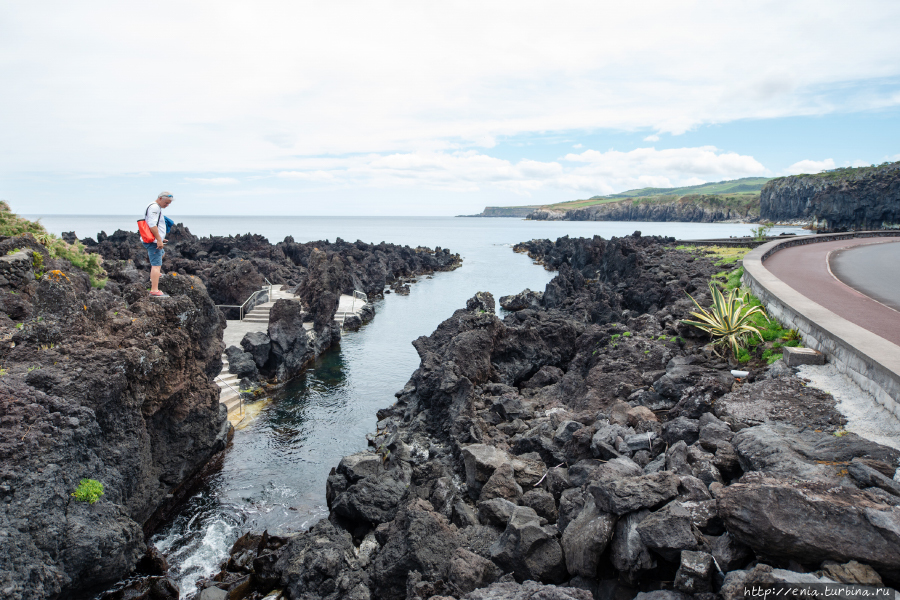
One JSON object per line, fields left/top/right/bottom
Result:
{"left": 218, "top": 286, "right": 299, "bottom": 422}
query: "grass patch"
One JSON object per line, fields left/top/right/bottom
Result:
{"left": 0, "top": 202, "right": 107, "bottom": 287}
{"left": 71, "top": 478, "right": 104, "bottom": 504}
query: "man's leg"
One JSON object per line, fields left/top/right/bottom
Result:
{"left": 150, "top": 266, "right": 161, "bottom": 292}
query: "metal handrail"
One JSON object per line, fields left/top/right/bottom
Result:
{"left": 216, "top": 287, "right": 267, "bottom": 320}
{"left": 216, "top": 375, "right": 244, "bottom": 415}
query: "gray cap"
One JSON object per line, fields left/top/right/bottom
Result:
{"left": 157, "top": 191, "right": 174, "bottom": 200}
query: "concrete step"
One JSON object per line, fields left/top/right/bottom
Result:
{"left": 243, "top": 317, "right": 269, "bottom": 324}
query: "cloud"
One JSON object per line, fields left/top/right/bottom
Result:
{"left": 276, "top": 170, "right": 337, "bottom": 181}
{"left": 185, "top": 177, "right": 239, "bottom": 185}
{"left": 257, "top": 145, "right": 766, "bottom": 197}
{"left": 573, "top": 143, "right": 583, "bottom": 148}
{"left": 644, "top": 134, "right": 660, "bottom": 142}
{"left": 1, "top": 1, "right": 899, "bottom": 176}
{"left": 783, "top": 159, "right": 836, "bottom": 174}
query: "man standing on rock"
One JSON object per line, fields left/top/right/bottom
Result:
{"left": 144, "top": 191, "right": 173, "bottom": 297}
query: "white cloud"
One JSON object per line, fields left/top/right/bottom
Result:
{"left": 1, "top": 1, "right": 899, "bottom": 177}
{"left": 185, "top": 177, "right": 239, "bottom": 185}
{"left": 254, "top": 146, "right": 766, "bottom": 197}
{"left": 644, "top": 135, "right": 660, "bottom": 142}
{"left": 783, "top": 159, "right": 836, "bottom": 174}
{"left": 276, "top": 170, "right": 337, "bottom": 182}
{"left": 573, "top": 143, "right": 583, "bottom": 149}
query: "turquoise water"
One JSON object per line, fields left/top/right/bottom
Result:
{"left": 32, "top": 216, "right": 805, "bottom": 597}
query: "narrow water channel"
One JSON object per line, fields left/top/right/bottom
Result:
{"left": 151, "top": 242, "right": 557, "bottom": 596}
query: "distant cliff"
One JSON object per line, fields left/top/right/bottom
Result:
{"left": 528, "top": 194, "right": 759, "bottom": 223}
{"left": 760, "top": 162, "right": 900, "bottom": 230}
{"left": 460, "top": 205, "right": 541, "bottom": 218}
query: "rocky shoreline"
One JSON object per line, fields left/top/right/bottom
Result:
{"left": 0, "top": 222, "right": 462, "bottom": 600}
{"left": 83, "top": 226, "right": 462, "bottom": 386}
{"left": 183, "top": 233, "right": 900, "bottom": 599}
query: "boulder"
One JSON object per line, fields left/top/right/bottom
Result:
{"left": 521, "top": 488, "right": 558, "bottom": 524}
{"left": 490, "top": 506, "right": 567, "bottom": 583}
{"left": 717, "top": 477, "right": 900, "bottom": 573}
{"left": 372, "top": 499, "right": 463, "bottom": 600}
{"left": 719, "top": 564, "right": 839, "bottom": 600}
{"left": 331, "top": 469, "right": 409, "bottom": 526}
{"left": 731, "top": 423, "right": 900, "bottom": 483}
{"left": 662, "top": 417, "right": 700, "bottom": 446}
{"left": 713, "top": 378, "right": 846, "bottom": 431}
{"left": 461, "top": 580, "right": 593, "bottom": 599}
{"left": 673, "top": 550, "right": 714, "bottom": 594}
{"left": 225, "top": 345, "right": 258, "bottom": 379}
{"left": 336, "top": 452, "right": 386, "bottom": 483}
{"left": 267, "top": 299, "right": 314, "bottom": 381}
{"left": 499, "top": 289, "right": 543, "bottom": 312}
{"left": 665, "top": 441, "right": 691, "bottom": 476}
{"left": 480, "top": 463, "right": 523, "bottom": 502}
{"left": 588, "top": 471, "right": 680, "bottom": 516}
{"left": 636, "top": 502, "right": 700, "bottom": 562}
{"left": 819, "top": 560, "right": 884, "bottom": 586}
{"left": 477, "top": 497, "right": 519, "bottom": 528}
{"left": 633, "top": 592, "right": 692, "bottom": 600}
{"left": 240, "top": 331, "right": 271, "bottom": 368}
{"left": 447, "top": 547, "right": 503, "bottom": 595}
{"left": 710, "top": 532, "right": 752, "bottom": 573}
{"left": 611, "top": 509, "right": 656, "bottom": 577}
{"left": 561, "top": 497, "right": 617, "bottom": 578}
{"left": 274, "top": 519, "right": 369, "bottom": 600}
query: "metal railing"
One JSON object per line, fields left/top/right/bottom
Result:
{"left": 215, "top": 375, "right": 244, "bottom": 415}
{"left": 216, "top": 287, "right": 268, "bottom": 320}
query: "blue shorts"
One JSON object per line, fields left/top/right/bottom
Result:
{"left": 143, "top": 241, "right": 165, "bottom": 267}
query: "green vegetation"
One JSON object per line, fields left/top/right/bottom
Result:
{"left": 605, "top": 177, "right": 773, "bottom": 198}
{"left": 694, "top": 263, "right": 806, "bottom": 364}
{"left": 677, "top": 245, "right": 750, "bottom": 267}
{"left": 683, "top": 282, "right": 766, "bottom": 358}
{"left": 535, "top": 177, "right": 772, "bottom": 214}
{"left": 0, "top": 202, "right": 106, "bottom": 287}
{"left": 541, "top": 192, "right": 761, "bottom": 215}
{"left": 750, "top": 224, "right": 773, "bottom": 241}
{"left": 71, "top": 478, "right": 104, "bottom": 504}
{"left": 769, "top": 160, "right": 899, "bottom": 183}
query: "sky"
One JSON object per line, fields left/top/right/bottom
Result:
{"left": 2, "top": 1, "right": 900, "bottom": 216}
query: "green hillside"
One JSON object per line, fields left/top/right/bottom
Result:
{"left": 604, "top": 177, "right": 772, "bottom": 198}
{"left": 539, "top": 177, "right": 771, "bottom": 213}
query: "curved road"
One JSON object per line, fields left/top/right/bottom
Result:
{"left": 764, "top": 238, "right": 900, "bottom": 347}
{"left": 831, "top": 241, "right": 900, "bottom": 312}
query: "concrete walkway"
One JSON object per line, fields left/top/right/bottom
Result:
{"left": 217, "top": 289, "right": 369, "bottom": 419}
{"left": 743, "top": 231, "right": 900, "bottom": 418}
{"left": 830, "top": 240, "right": 900, "bottom": 312}
{"left": 217, "top": 287, "right": 300, "bottom": 417}
{"left": 764, "top": 237, "right": 900, "bottom": 346}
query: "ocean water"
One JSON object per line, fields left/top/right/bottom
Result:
{"left": 26, "top": 215, "right": 805, "bottom": 598}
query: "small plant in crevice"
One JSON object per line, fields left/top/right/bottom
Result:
{"left": 71, "top": 479, "right": 104, "bottom": 504}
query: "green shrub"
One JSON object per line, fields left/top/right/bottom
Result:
{"left": 71, "top": 478, "right": 104, "bottom": 504}
{"left": 683, "top": 282, "right": 766, "bottom": 358}
{"left": 0, "top": 202, "right": 107, "bottom": 287}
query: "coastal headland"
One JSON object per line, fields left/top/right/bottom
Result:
{"left": 467, "top": 162, "right": 900, "bottom": 231}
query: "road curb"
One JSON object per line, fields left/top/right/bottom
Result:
{"left": 742, "top": 231, "right": 900, "bottom": 417}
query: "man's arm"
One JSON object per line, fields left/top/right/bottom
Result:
{"left": 150, "top": 225, "right": 164, "bottom": 249}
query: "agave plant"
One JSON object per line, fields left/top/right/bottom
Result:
{"left": 682, "top": 282, "right": 767, "bottom": 357}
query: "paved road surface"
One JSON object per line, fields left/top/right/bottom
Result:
{"left": 764, "top": 238, "right": 900, "bottom": 346}
{"left": 830, "top": 241, "right": 900, "bottom": 312}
